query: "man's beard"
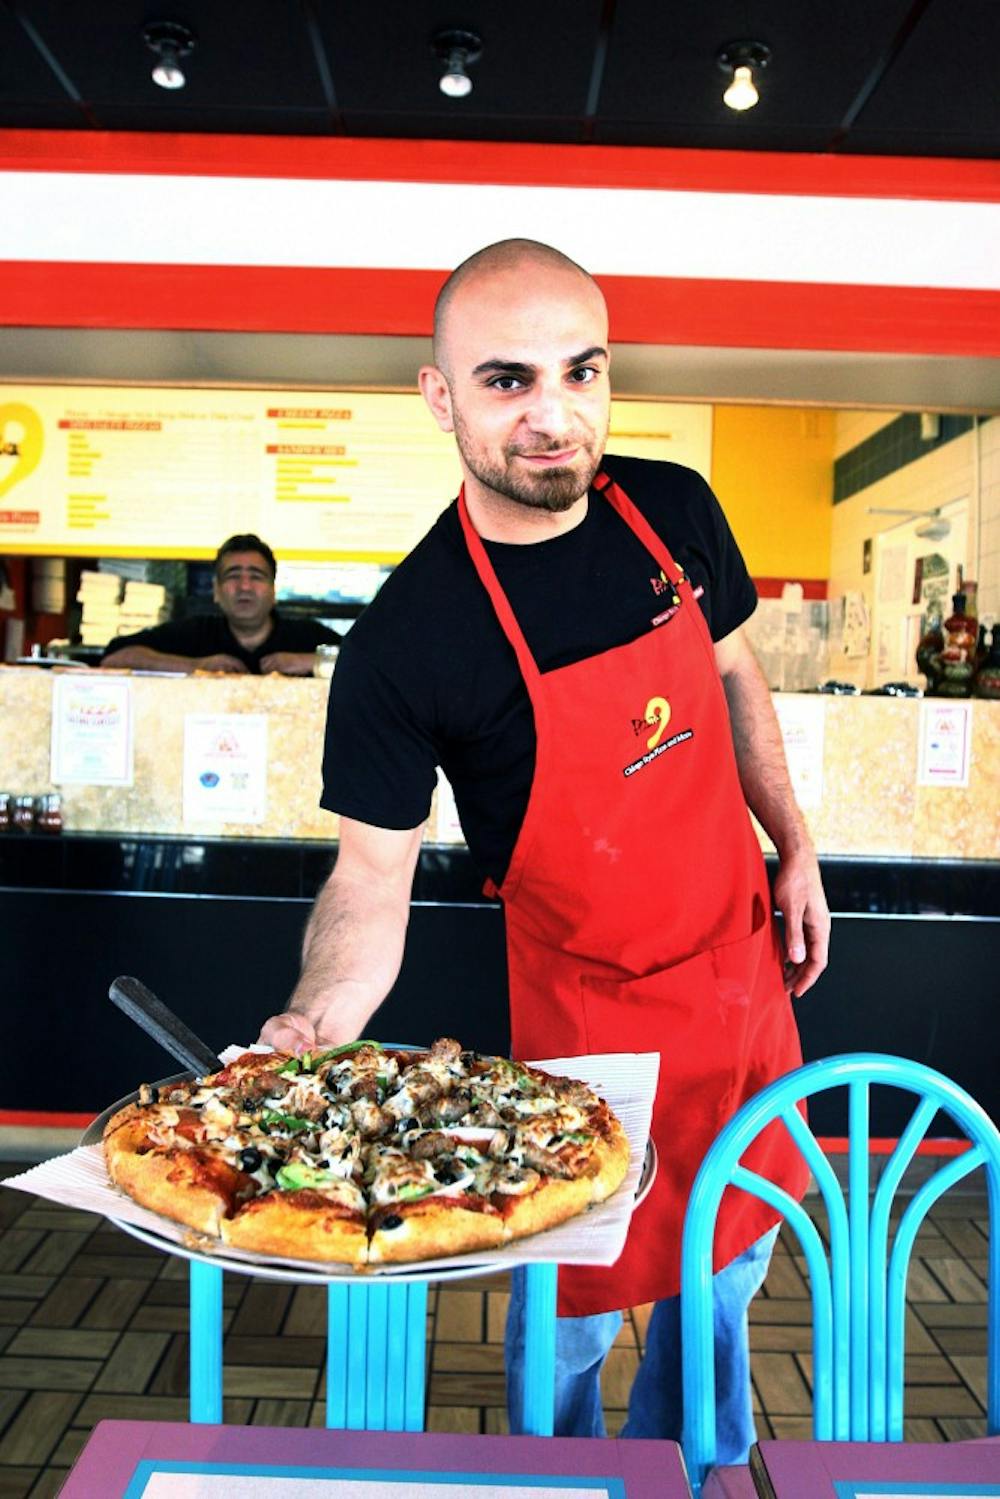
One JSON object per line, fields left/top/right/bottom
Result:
{"left": 453, "top": 409, "right": 604, "bottom": 513}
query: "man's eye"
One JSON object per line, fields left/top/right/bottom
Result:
{"left": 489, "top": 375, "right": 525, "bottom": 392}
{"left": 569, "top": 366, "right": 599, "bottom": 384}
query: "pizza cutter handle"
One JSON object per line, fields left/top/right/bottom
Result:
{"left": 109, "top": 975, "right": 224, "bottom": 1077}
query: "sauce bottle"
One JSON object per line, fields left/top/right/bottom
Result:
{"left": 937, "top": 591, "right": 977, "bottom": 697}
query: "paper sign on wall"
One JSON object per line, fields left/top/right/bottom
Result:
{"left": 50, "top": 674, "right": 133, "bottom": 786}
{"left": 183, "top": 713, "right": 268, "bottom": 824}
{"left": 917, "top": 701, "right": 972, "bottom": 788}
{"left": 773, "top": 696, "right": 826, "bottom": 809}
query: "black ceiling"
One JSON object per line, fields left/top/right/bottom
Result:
{"left": 1, "top": 0, "right": 998, "bottom": 159}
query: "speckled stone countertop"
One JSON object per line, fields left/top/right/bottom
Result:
{"left": 2, "top": 667, "right": 998, "bottom": 859}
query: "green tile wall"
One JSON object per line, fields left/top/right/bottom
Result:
{"left": 833, "top": 414, "right": 975, "bottom": 504}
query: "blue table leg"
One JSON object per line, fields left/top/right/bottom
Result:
{"left": 521, "top": 1262, "right": 557, "bottom": 1436}
{"left": 189, "top": 1261, "right": 224, "bottom": 1423}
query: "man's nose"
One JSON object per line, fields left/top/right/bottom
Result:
{"left": 522, "top": 379, "right": 576, "bottom": 436}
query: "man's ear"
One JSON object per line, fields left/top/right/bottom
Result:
{"left": 418, "top": 365, "right": 455, "bottom": 434}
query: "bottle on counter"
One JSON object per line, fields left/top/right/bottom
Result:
{"left": 0, "top": 793, "right": 10, "bottom": 832}
{"left": 915, "top": 609, "right": 945, "bottom": 694}
{"left": 936, "top": 591, "right": 978, "bottom": 697}
{"left": 974, "top": 624, "right": 1000, "bottom": 700}
{"left": 34, "top": 793, "right": 63, "bottom": 833}
{"left": 12, "top": 794, "right": 35, "bottom": 832}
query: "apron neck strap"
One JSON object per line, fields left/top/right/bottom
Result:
{"left": 592, "top": 470, "right": 682, "bottom": 579}
{"left": 457, "top": 485, "right": 542, "bottom": 687}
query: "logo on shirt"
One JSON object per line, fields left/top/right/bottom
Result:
{"left": 650, "top": 570, "right": 672, "bottom": 597}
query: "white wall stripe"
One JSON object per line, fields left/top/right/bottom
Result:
{"left": 2, "top": 173, "right": 999, "bottom": 290}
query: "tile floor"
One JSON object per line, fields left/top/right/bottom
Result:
{"left": 0, "top": 1165, "right": 990, "bottom": 1496}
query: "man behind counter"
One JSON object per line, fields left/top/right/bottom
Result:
{"left": 100, "top": 533, "right": 339, "bottom": 676}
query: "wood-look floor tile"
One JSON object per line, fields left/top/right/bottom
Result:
{"left": 923, "top": 1257, "right": 987, "bottom": 1303}
{"left": 950, "top": 1354, "right": 988, "bottom": 1404}
{"left": 938, "top": 1415, "right": 988, "bottom": 1440}
{"left": 229, "top": 1282, "right": 293, "bottom": 1337}
{"left": 0, "top": 1233, "right": 45, "bottom": 1275}
{"left": 47, "top": 1428, "right": 88, "bottom": 1467}
{"left": 7, "top": 1328, "right": 117, "bottom": 1361}
{"left": 932, "top": 1327, "right": 987, "bottom": 1354}
{"left": 0, "top": 1468, "right": 37, "bottom": 1498}
{"left": 762, "top": 1255, "right": 808, "bottom": 1299}
{"left": 905, "top": 1385, "right": 983, "bottom": 1417}
{"left": 78, "top": 1278, "right": 148, "bottom": 1329}
{"left": 0, "top": 1192, "right": 30, "bottom": 1230}
{"left": 911, "top": 1301, "right": 987, "bottom": 1327}
{"left": 458, "top": 1271, "right": 511, "bottom": 1294}
{"left": 15, "top": 1210, "right": 99, "bottom": 1233}
{"left": 225, "top": 1335, "right": 324, "bottom": 1368}
{"left": 749, "top": 1298, "right": 812, "bottom": 1326}
{"left": 84, "top": 1230, "right": 157, "bottom": 1259}
{"left": 27, "top": 1276, "right": 101, "bottom": 1330}
{"left": 750, "top": 1325, "right": 812, "bottom": 1352}
{"left": 225, "top": 1366, "right": 319, "bottom": 1400}
{"left": 902, "top": 1417, "right": 942, "bottom": 1441}
{"left": 605, "top": 1408, "right": 628, "bottom": 1437}
{"left": 74, "top": 1393, "right": 251, "bottom": 1423}
{"left": 28, "top": 1467, "right": 69, "bottom": 1497}
{"left": 906, "top": 1259, "right": 950, "bottom": 1302}
{"left": 485, "top": 1291, "right": 509, "bottom": 1344}
{"left": 0, "top": 1276, "right": 52, "bottom": 1302}
{"left": 284, "top": 1286, "right": 326, "bottom": 1336}
{"left": 0, "top": 1358, "right": 98, "bottom": 1392}
{"left": 904, "top": 1308, "right": 938, "bottom": 1354}
{"left": 92, "top": 1330, "right": 169, "bottom": 1392}
{"left": 0, "top": 1391, "right": 82, "bottom": 1465}
{"left": 0, "top": 1389, "right": 26, "bottom": 1441}
{"left": 766, "top": 1415, "right": 814, "bottom": 1439}
{"left": 0, "top": 1304, "right": 30, "bottom": 1329}
{"left": 601, "top": 1347, "right": 640, "bottom": 1408}
{"left": 427, "top": 1404, "right": 480, "bottom": 1433}
{"left": 752, "top": 1353, "right": 812, "bottom": 1414}
{"left": 484, "top": 1406, "right": 509, "bottom": 1435}
{"left": 933, "top": 1217, "right": 989, "bottom": 1257}
{"left": 18, "top": 1234, "right": 92, "bottom": 1279}
{"left": 435, "top": 1291, "right": 483, "bottom": 1342}
{"left": 66, "top": 1254, "right": 161, "bottom": 1281}
{"left": 432, "top": 1343, "right": 504, "bottom": 1374}
{"left": 428, "top": 1371, "right": 507, "bottom": 1406}
{"left": 252, "top": 1399, "right": 312, "bottom": 1426}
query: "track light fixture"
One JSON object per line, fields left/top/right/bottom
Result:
{"left": 143, "top": 20, "right": 196, "bottom": 91}
{"left": 431, "top": 28, "right": 482, "bottom": 99}
{"left": 716, "top": 40, "right": 771, "bottom": 112}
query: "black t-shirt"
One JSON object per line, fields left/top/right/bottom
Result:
{"left": 322, "top": 456, "right": 757, "bottom": 883}
{"left": 102, "top": 610, "right": 339, "bottom": 675}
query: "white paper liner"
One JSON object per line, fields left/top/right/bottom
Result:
{"left": 2, "top": 1048, "right": 659, "bottom": 1282}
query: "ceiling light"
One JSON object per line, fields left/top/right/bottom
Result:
{"left": 432, "top": 28, "right": 482, "bottom": 99}
{"left": 717, "top": 41, "right": 771, "bottom": 113}
{"left": 143, "top": 20, "right": 196, "bottom": 91}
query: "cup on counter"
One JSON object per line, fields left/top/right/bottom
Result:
{"left": 313, "top": 643, "right": 339, "bottom": 680}
{"left": 11, "top": 794, "right": 35, "bottom": 832}
{"left": 35, "top": 793, "right": 63, "bottom": 833}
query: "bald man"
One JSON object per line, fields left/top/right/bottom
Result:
{"left": 259, "top": 240, "right": 828, "bottom": 1456}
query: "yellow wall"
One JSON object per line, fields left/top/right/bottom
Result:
{"left": 711, "top": 406, "right": 834, "bottom": 579}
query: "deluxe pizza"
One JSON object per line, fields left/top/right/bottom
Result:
{"left": 103, "top": 1038, "right": 631, "bottom": 1266}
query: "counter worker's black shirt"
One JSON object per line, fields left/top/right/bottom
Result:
{"left": 322, "top": 456, "right": 758, "bottom": 886}
{"left": 102, "top": 611, "right": 339, "bottom": 675}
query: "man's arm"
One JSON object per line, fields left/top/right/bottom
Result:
{"left": 714, "top": 625, "right": 830, "bottom": 997}
{"left": 100, "top": 644, "right": 247, "bottom": 673}
{"left": 258, "top": 650, "right": 318, "bottom": 677}
{"left": 258, "top": 815, "right": 425, "bottom": 1051}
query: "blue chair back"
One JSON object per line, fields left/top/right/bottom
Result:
{"left": 680, "top": 1053, "right": 1000, "bottom": 1495}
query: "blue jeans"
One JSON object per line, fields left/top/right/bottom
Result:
{"left": 505, "top": 1227, "right": 777, "bottom": 1462}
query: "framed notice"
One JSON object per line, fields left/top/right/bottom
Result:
{"left": 182, "top": 713, "right": 268, "bottom": 825}
{"left": 917, "top": 700, "right": 972, "bottom": 788}
{"left": 50, "top": 674, "right": 133, "bottom": 786}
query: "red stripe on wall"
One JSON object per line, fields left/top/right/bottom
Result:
{"left": 3, "top": 262, "right": 1000, "bottom": 355}
{"left": 754, "top": 579, "right": 828, "bottom": 600}
{"left": 2, "top": 130, "right": 999, "bottom": 202}
{"left": 0, "top": 1110, "right": 95, "bottom": 1129}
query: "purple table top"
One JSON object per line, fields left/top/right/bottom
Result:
{"left": 751, "top": 1438, "right": 1000, "bottom": 1496}
{"left": 61, "top": 1421, "right": 693, "bottom": 1497}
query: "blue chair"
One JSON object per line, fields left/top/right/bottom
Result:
{"left": 681, "top": 1053, "right": 1000, "bottom": 1497}
{"left": 188, "top": 1257, "right": 558, "bottom": 1433}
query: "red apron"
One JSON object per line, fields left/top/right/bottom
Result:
{"left": 458, "top": 472, "right": 808, "bottom": 1317}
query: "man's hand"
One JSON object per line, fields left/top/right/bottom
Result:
{"left": 772, "top": 843, "right": 830, "bottom": 998}
{"left": 260, "top": 651, "right": 317, "bottom": 676}
{"left": 196, "top": 654, "right": 249, "bottom": 674}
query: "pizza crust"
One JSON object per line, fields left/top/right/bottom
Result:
{"left": 222, "top": 1190, "right": 367, "bottom": 1267}
{"left": 368, "top": 1199, "right": 506, "bottom": 1265}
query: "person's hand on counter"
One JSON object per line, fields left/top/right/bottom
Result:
{"left": 259, "top": 651, "right": 319, "bottom": 676}
{"left": 196, "top": 653, "right": 250, "bottom": 674}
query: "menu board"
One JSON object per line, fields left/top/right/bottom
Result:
{"left": 0, "top": 385, "right": 711, "bottom": 561}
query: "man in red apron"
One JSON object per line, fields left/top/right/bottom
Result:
{"left": 261, "top": 240, "right": 830, "bottom": 1455}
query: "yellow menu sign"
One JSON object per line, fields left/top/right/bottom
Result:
{"left": 0, "top": 385, "right": 711, "bottom": 560}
